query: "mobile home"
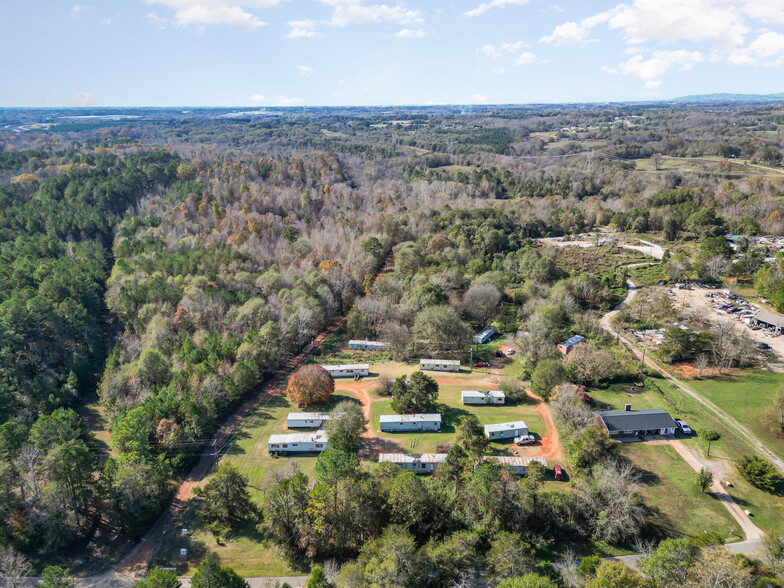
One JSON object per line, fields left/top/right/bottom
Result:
{"left": 378, "top": 453, "right": 447, "bottom": 474}
{"left": 268, "top": 431, "right": 328, "bottom": 454}
{"left": 557, "top": 335, "right": 585, "bottom": 354}
{"left": 321, "top": 363, "right": 370, "bottom": 378}
{"left": 473, "top": 327, "right": 497, "bottom": 344}
{"left": 348, "top": 340, "right": 391, "bottom": 350}
{"left": 461, "top": 390, "right": 505, "bottom": 405}
{"left": 484, "top": 420, "right": 528, "bottom": 440}
{"left": 486, "top": 456, "right": 547, "bottom": 475}
{"left": 287, "top": 412, "right": 331, "bottom": 429}
{"left": 420, "top": 359, "right": 460, "bottom": 372}
{"left": 379, "top": 413, "right": 442, "bottom": 432}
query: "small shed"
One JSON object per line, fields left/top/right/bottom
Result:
{"left": 380, "top": 413, "right": 442, "bottom": 432}
{"left": 378, "top": 453, "right": 447, "bottom": 474}
{"left": 484, "top": 420, "right": 528, "bottom": 440}
{"left": 486, "top": 455, "right": 547, "bottom": 475}
{"left": 461, "top": 390, "right": 505, "bottom": 405}
{"left": 473, "top": 326, "right": 497, "bottom": 344}
{"left": 420, "top": 359, "right": 460, "bottom": 372}
{"left": 268, "top": 431, "right": 329, "bottom": 454}
{"left": 287, "top": 412, "right": 331, "bottom": 429}
{"left": 557, "top": 335, "right": 585, "bottom": 354}
{"left": 753, "top": 310, "right": 784, "bottom": 334}
{"left": 348, "top": 340, "right": 390, "bottom": 350}
{"left": 321, "top": 363, "right": 370, "bottom": 378}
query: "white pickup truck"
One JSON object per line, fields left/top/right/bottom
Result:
{"left": 514, "top": 434, "right": 536, "bottom": 445}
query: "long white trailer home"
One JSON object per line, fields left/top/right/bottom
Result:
{"left": 420, "top": 359, "right": 460, "bottom": 372}
{"left": 268, "top": 431, "right": 328, "bottom": 454}
{"left": 287, "top": 412, "right": 331, "bottom": 429}
{"left": 379, "top": 413, "right": 442, "bottom": 432}
{"left": 484, "top": 420, "right": 528, "bottom": 440}
{"left": 321, "top": 363, "right": 370, "bottom": 378}
{"left": 473, "top": 326, "right": 497, "bottom": 344}
{"left": 348, "top": 340, "right": 390, "bottom": 350}
{"left": 378, "top": 453, "right": 447, "bottom": 473}
{"left": 461, "top": 390, "right": 505, "bottom": 405}
{"left": 486, "top": 456, "right": 547, "bottom": 475}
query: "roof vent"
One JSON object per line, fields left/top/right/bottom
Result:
{"left": 625, "top": 404, "right": 632, "bottom": 411}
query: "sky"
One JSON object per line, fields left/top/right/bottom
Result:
{"left": 2, "top": 0, "right": 784, "bottom": 107}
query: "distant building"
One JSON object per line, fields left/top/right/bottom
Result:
{"left": 268, "top": 431, "right": 328, "bottom": 453}
{"left": 473, "top": 327, "right": 497, "bottom": 344}
{"left": 484, "top": 420, "right": 528, "bottom": 440}
{"left": 287, "top": 412, "right": 331, "bottom": 429}
{"left": 348, "top": 340, "right": 390, "bottom": 350}
{"left": 595, "top": 406, "right": 677, "bottom": 437}
{"left": 461, "top": 390, "right": 505, "bottom": 405}
{"left": 378, "top": 453, "right": 447, "bottom": 473}
{"left": 753, "top": 310, "right": 784, "bottom": 335}
{"left": 485, "top": 455, "right": 547, "bottom": 475}
{"left": 380, "top": 413, "right": 442, "bottom": 432}
{"left": 420, "top": 358, "right": 460, "bottom": 372}
{"left": 321, "top": 363, "right": 370, "bottom": 378}
{"left": 557, "top": 335, "right": 585, "bottom": 354}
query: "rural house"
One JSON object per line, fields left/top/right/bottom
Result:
{"left": 380, "top": 413, "right": 442, "bottom": 432}
{"left": 420, "top": 358, "right": 460, "bottom": 372}
{"left": 473, "top": 326, "right": 497, "bottom": 344}
{"left": 484, "top": 420, "right": 528, "bottom": 440}
{"left": 268, "top": 431, "right": 329, "bottom": 454}
{"left": 461, "top": 390, "right": 505, "bottom": 405}
{"left": 595, "top": 406, "right": 678, "bottom": 437}
{"left": 321, "top": 363, "right": 370, "bottom": 378}
{"left": 287, "top": 412, "right": 331, "bottom": 429}
{"left": 557, "top": 335, "right": 585, "bottom": 354}
{"left": 348, "top": 340, "right": 390, "bottom": 350}
{"left": 378, "top": 453, "right": 447, "bottom": 473}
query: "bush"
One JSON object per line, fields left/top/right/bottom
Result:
{"left": 737, "top": 455, "right": 782, "bottom": 493}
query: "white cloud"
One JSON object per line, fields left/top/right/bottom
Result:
{"left": 297, "top": 65, "right": 315, "bottom": 76}
{"left": 101, "top": 17, "right": 112, "bottom": 25}
{"left": 67, "top": 92, "right": 96, "bottom": 107}
{"left": 465, "top": 0, "right": 529, "bottom": 17}
{"left": 146, "top": 12, "right": 169, "bottom": 27}
{"left": 480, "top": 44, "right": 503, "bottom": 58}
{"left": 286, "top": 20, "right": 321, "bottom": 38}
{"left": 396, "top": 27, "right": 426, "bottom": 38}
{"left": 540, "top": 21, "right": 596, "bottom": 46}
{"left": 740, "top": 0, "right": 784, "bottom": 25}
{"left": 71, "top": 4, "right": 92, "bottom": 18}
{"left": 729, "top": 31, "right": 784, "bottom": 65}
{"left": 249, "top": 94, "right": 266, "bottom": 104}
{"left": 605, "top": 49, "right": 704, "bottom": 88}
{"left": 270, "top": 95, "right": 304, "bottom": 106}
{"left": 481, "top": 41, "right": 527, "bottom": 58}
{"left": 287, "top": 1, "right": 422, "bottom": 38}
{"left": 144, "top": 0, "right": 285, "bottom": 31}
{"left": 471, "top": 93, "right": 489, "bottom": 103}
{"left": 513, "top": 51, "right": 537, "bottom": 65}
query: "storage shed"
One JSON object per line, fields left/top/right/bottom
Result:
{"left": 557, "top": 335, "right": 585, "bottom": 354}
{"left": 753, "top": 310, "right": 784, "bottom": 334}
{"left": 348, "top": 340, "right": 390, "bottom": 350}
{"left": 268, "top": 431, "right": 328, "bottom": 454}
{"left": 420, "top": 359, "right": 460, "bottom": 372}
{"left": 380, "top": 413, "right": 442, "bottom": 432}
{"left": 287, "top": 412, "right": 331, "bottom": 429}
{"left": 486, "top": 455, "right": 547, "bottom": 475}
{"left": 595, "top": 406, "right": 677, "bottom": 437}
{"left": 378, "top": 453, "right": 447, "bottom": 473}
{"left": 321, "top": 363, "right": 370, "bottom": 378}
{"left": 473, "top": 326, "right": 497, "bottom": 344}
{"left": 461, "top": 390, "right": 505, "bottom": 405}
{"left": 484, "top": 420, "right": 528, "bottom": 440}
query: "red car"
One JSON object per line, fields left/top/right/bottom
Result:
{"left": 553, "top": 465, "right": 564, "bottom": 481}
{"left": 474, "top": 361, "right": 490, "bottom": 368}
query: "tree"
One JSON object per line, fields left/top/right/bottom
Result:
{"left": 413, "top": 305, "right": 470, "bottom": 348}
{"left": 0, "top": 546, "right": 31, "bottom": 588}
{"left": 486, "top": 532, "right": 535, "bottom": 583}
{"left": 696, "top": 468, "right": 714, "bottom": 493}
{"left": 287, "top": 365, "right": 335, "bottom": 408}
{"left": 564, "top": 343, "right": 617, "bottom": 385}
{"left": 496, "top": 574, "right": 558, "bottom": 588}
{"left": 652, "top": 153, "right": 664, "bottom": 171}
{"left": 391, "top": 371, "right": 439, "bottom": 414}
{"left": 638, "top": 537, "right": 698, "bottom": 588}
{"left": 197, "top": 463, "right": 254, "bottom": 538}
{"left": 737, "top": 455, "right": 782, "bottom": 493}
{"left": 39, "top": 566, "right": 75, "bottom": 588}
{"left": 531, "top": 359, "right": 568, "bottom": 401}
{"left": 705, "top": 255, "right": 731, "bottom": 282}
{"left": 463, "top": 283, "right": 502, "bottom": 326}
{"left": 695, "top": 354, "right": 710, "bottom": 378}
{"left": 306, "top": 566, "right": 333, "bottom": 588}
{"left": 686, "top": 546, "right": 753, "bottom": 587}
{"left": 699, "top": 429, "right": 720, "bottom": 457}
{"left": 324, "top": 401, "right": 367, "bottom": 452}
{"left": 458, "top": 414, "right": 489, "bottom": 455}
{"left": 191, "top": 555, "right": 248, "bottom": 588}
{"left": 568, "top": 426, "right": 619, "bottom": 470}
{"left": 763, "top": 388, "right": 784, "bottom": 438}
{"left": 586, "top": 561, "right": 645, "bottom": 588}
{"left": 315, "top": 449, "right": 359, "bottom": 485}
{"left": 133, "top": 567, "right": 182, "bottom": 588}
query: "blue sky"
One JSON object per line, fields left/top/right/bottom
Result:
{"left": 2, "top": 0, "right": 784, "bottom": 107}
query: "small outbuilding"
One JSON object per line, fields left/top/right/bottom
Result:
{"left": 287, "top": 412, "right": 331, "bottom": 429}
{"left": 484, "top": 420, "right": 528, "bottom": 440}
{"left": 486, "top": 455, "right": 547, "bottom": 475}
{"left": 380, "top": 413, "right": 442, "bottom": 432}
{"left": 268, "top": 431, "right": 329, "bottom": 454}
{"left": 461, "top": 390, "right": 505, "bottom": 405}
{"left": 473, "top": 327, "right": 497, "bottom": 344}
{"left": 348, "top": 340, "right": 390, "bottom": 350}
{"left": 753, "top": 310, "right": 784, "bottom": 334}
{"left": 378, "top": 453, "right": 447, "bottom": 473}
{"left": 557, "top": 335, "right": 585, "bottom": 354}
{"left": 321, "top": 363, "right": 370, "bottom": 378}
{"left": 595, "top": 406, "right": 677, "bottom": 438}
{"left": 420, "top": 359, "right": 460, "bottom": 372}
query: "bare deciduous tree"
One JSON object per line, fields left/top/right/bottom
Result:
{"left": 462, "top": 283, "right": 502, "bottom": 326}
{"left": 0, "top": 546, "right": 32, "bottom": 588}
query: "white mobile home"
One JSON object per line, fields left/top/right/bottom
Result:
{"left": 473, "top": 327, "right": 497, "bottom": 344}
{"left": 486, "top": 456, "right": 547, "bottom": 475}
{"left": 268, "top": 431, "right": 328, "bottom": 454}
{"left": 321, "top": 363, "right": 370, "bottom": 378}
{"left": 378, "top": 453, "right": 447, "bottom": 474}
{"left": 462, "top": 390, "right": 505, "bottom": 405}
{"left": 484, "top": 420, "right": 528, "bottom": 440}
{"left": 348, "top": 340, "right": 390, "bottom": 350}
{"left": 420, "top": 359, "right": 460, "bottom": 372}
{"left": 379, "top": 413, "right": 442, "bottom": 432}
{"left": 287, "top": 412, "right": 331, "bottom": 429}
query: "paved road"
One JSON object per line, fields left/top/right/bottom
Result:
{"left": 607, "top": 538, "right": 763, "bottom": 568}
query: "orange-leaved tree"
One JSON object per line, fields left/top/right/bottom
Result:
{"left": 287, "top": 365, "right": 334, "bottom": 408}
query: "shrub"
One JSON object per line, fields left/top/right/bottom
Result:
{"left": 737, "top": 455, "right": 782, "bottom": 493}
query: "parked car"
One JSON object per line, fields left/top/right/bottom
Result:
{"left": 514, "top": 434, "right": 536, "bottom": 446}
{"left": 506, "top": 349, "right": 515, "bottom": 355}
{"left": 553, "top": 465, "right": 563, "bottom": 480}
{"left": 495, "top": 350, "right": 503, "bottom": 358}
{"left": 675, "top": 419, "right": 692, "bottom": 435}
{"left": 474, "top": 361, "right": 490, "bottom": 368}
{"left": 756, "top": 342, "right": 771, "bottom": 350}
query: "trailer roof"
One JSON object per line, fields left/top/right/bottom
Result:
{"left": 483, "top": 420, "right": 528, "bottom": 433}
{"left": 379, "top": 413, "right": 442, "bottom": 423}
{"left": 420, "top": 358, "right": 460, "bottom": 365}
{"left": 287, "top": 412, "right": 331, "bottom": 421}
{"left": 269, "top": 431, "right": 328, "bottom": 444}
{"left": 321, "top": 363, "right": 370, "bottom": 370}
{"left": 462, "top": 390, "right": 505, "bottom": 398}
{"left": 378, "top": 453, "right": 448, "bottom": 464}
